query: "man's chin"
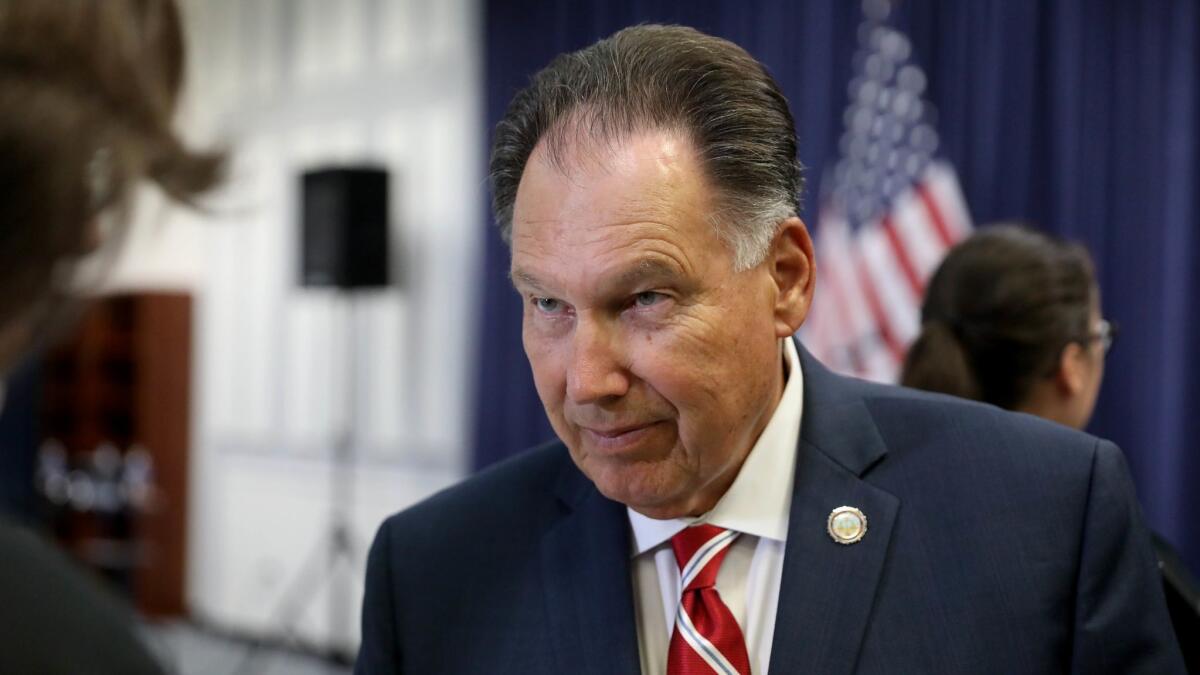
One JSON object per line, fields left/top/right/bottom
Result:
{"left": 579, "top": 456, "right": 692, "bottom": 518}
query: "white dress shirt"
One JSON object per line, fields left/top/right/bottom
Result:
{"left": 628, "top": 338, "right": 803, "bottom": 675}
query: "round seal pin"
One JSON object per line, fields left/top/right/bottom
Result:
{"left": 827, "top": 506, "right": 868, "bottom": 545}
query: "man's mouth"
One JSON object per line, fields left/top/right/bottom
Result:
{"left": 580, "top": 421, "right": 665, "bottom": 453}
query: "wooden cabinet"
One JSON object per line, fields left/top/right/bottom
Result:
{"left": 40, "top": 293, "right": 191, "bottom": 617}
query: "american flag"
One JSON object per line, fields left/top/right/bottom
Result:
{"left": 801, "top": 0, "right": 973, "bottom": 383}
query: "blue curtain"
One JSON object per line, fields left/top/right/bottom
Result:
{"left": 475, "top": 0, "right": 1200, "bottom": 575}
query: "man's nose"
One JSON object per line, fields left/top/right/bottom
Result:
{"left": 566, "top": 318, "right": 630, "bottom": 405}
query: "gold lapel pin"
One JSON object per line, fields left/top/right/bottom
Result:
{"left": 827, "top": 506, "right": 868, "bottom": 545}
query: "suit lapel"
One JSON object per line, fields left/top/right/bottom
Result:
{"left": 541, "top": 461, "right": 641, "bottom": 675}
{"left": 768, "top": 348, "right": 900, "bottom": 674}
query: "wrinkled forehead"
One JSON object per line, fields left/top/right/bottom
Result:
{"left": 509, "top": 127, "right": 728, "bottom": 289}
{"left": 514, "top": 125, "right": 707, "bottom": 223}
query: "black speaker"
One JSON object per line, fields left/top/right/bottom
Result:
{"left": 300, "top": 167, "right": 390, "bottom": 288}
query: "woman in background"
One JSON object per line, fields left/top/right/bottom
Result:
{"left": 901, "top": 224, "right": 1110, "bottom": 428}
{"left": 901, "top": 223, "right": 1196, "bottom": 669}
{"left": 0, "top": 0, "right": 221, "bottom": 672}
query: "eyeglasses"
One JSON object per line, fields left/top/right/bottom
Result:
{"left": 1086, "top": 319, "right": 1119, "bottom": 354}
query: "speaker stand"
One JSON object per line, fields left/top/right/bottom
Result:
{"left": 232, "top": 293, "right": 366, "bottom": 672}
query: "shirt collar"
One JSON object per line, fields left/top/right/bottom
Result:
{"left": 627, "top": 338, "right": 804, "bottom": 555}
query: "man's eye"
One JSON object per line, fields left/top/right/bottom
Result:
{"left": 633, "top": 291, "right": 665, "bottom": 308}
{"left": 533, "top": 297, "right": 563, "bottom": 313}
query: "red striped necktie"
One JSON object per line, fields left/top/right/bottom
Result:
{"left": 666, "top": 524, "right": 752, "bottom": 675}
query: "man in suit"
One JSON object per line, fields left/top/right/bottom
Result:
{"left": 356, "top": 24, "right": 1185, "bottom": 674}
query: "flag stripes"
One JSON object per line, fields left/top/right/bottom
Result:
{"left": 800, "top": 7, "right": 973, "bottom": 382}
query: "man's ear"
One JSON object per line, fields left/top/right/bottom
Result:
{"left": 769, "top": 217, "right": 815, "bottom": 338}
{"left": 1054, "top": 342, "right": 1086, "bottom": 397}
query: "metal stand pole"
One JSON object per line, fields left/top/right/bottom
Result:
{"left": 232, "top": 292, "right": 363, "bottom": 673}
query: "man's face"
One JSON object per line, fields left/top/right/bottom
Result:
{"left": 510, "top": 128, "right": 789, "bottom": 519}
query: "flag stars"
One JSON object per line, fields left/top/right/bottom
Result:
{"left": 829, "top": 15, "right": 942, "bottom": 225}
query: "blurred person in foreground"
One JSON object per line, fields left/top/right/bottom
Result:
{"left": 356, "top": 25, "right": 1184, "bottom": 674}
{"left": 0, "top": 0, "right": 221, "bottom": 672}
{"left": 902, "top": 223, "right": 1198, "bottom": 671}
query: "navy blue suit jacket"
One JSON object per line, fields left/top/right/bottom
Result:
{"left": 356, "top": 348, "right": 1184, "bottom": 673}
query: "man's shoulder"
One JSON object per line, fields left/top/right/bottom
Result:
{"left": 871, "top": 382, "right": 1099, "bottom": 453}
{"left": 808, "top": 368, "right": 1107, "bottom": 481}
{"left": 375, "top": 439, "right": 573, "bottom": 551}
{"left": 839, "top": 378, "right": 1110, "bottom": 492}
{"left": 802, "top": 351, "right": 1103, "bottom": 466}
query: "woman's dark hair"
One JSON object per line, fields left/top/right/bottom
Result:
{"left": 0, "top": 0, "right": 223, "bottom": 369}
{"left": 900, "top": 224, "right": 1096, "bottom": 410}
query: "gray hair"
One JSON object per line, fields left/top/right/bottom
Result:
{"left": 489, "top": 24, "right": 803, "bottom": 270}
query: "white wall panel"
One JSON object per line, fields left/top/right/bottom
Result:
{"left": 244, "top": 0, "right": 284, "bottom": 98}
{"left": 296, "top": 0, "right": 368, "bottom": 86}
{"left": 378, "top": 0, "right": 419, "bottom": 66}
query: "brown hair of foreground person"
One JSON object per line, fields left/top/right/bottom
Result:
{"left": 0, "top": 0, "right": 223, "bottom": 370}
{"left": 900, "top": 224, "right": 1106, "bottom": 429}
